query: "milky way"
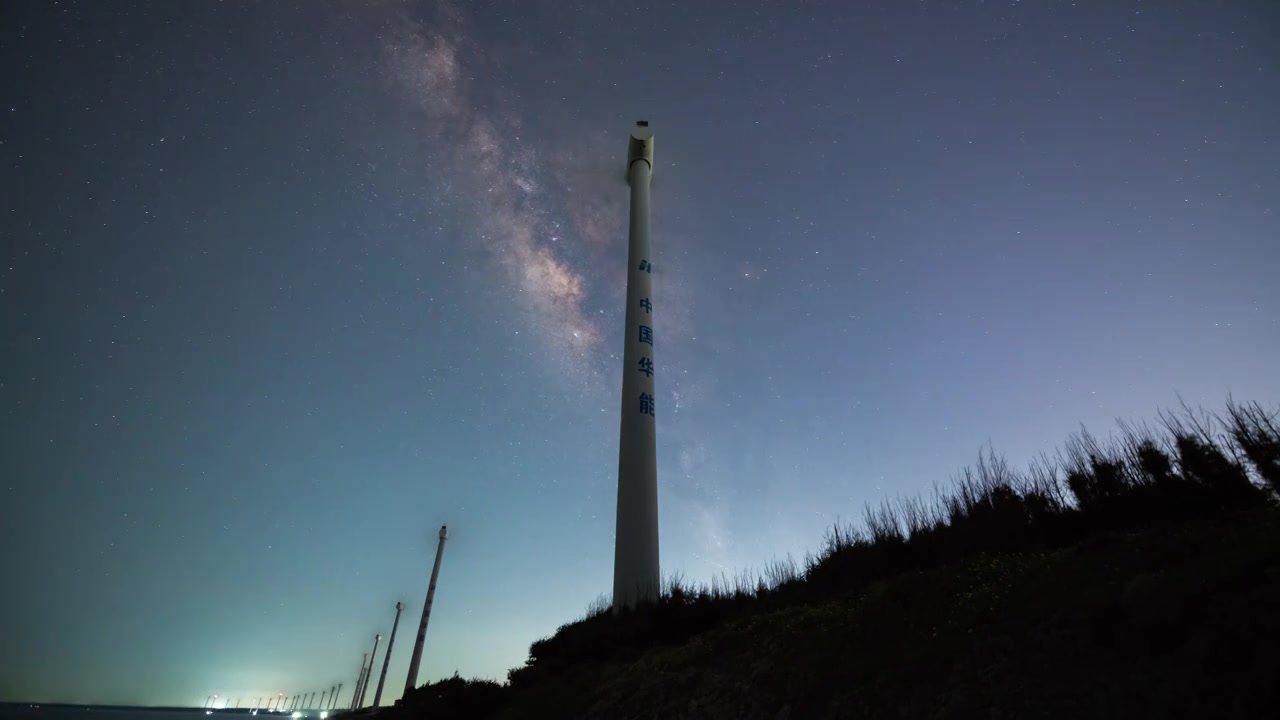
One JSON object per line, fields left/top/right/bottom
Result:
{"left": 379, "top": 1, "right": 620, "bottom": 382}
{"left": 368, "top": 0, "right": 743, "bottom": 568}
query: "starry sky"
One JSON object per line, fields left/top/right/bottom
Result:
{"left": 2, "top": 0, "right": 1278, "bottom": 707}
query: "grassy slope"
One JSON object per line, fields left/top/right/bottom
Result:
{"left": 388, "top": 401, "right": 1280, "bottom": 719}
{"left": 499, "top": 509, "right": 1280, "bottom": 719}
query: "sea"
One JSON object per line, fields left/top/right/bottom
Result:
{"left": 0, "top": 707, "right": 327, "bottom": 720}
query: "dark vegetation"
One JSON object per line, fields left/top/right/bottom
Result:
{"left": 388, "top": 398, "right": 1280, "bottom": 719}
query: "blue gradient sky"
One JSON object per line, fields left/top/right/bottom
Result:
{"left": 2, "top": 0, "right": 1278, "bottom": 706}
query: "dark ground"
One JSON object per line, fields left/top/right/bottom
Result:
{"left": 376, "top": 402, "right": 1280, "bottom": 718}
{"left": 379, "top": 507, "right": 1279, "bottom": 719}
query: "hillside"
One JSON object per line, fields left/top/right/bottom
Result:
{"left": 384, "top": 400, "right": 1280, "bottom": 719}
{"left": 494, "top": 509, "right": 1280, "bottom": 718}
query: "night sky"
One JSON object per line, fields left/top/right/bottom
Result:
{"left": 3, "top": 0, "right": 1278, "bottom": 707}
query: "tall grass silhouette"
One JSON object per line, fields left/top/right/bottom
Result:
{"left": 392, "top": 398, "right": 1279, "bottom": 716}
{"left": 506, "top": 398, "right": 1278, "bottom": 685}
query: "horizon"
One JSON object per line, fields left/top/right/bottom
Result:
{"left": 3, "top": 0, "right": 1278, "bottom": 707}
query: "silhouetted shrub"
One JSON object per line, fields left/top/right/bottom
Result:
{"left": 511, "top": 398, "right": 1279, "bottom": 686}
{"left": 1224, "top": 398, "right": 1280, "bottom": 493}
{"left": 1136, "top": 440, "right": 1175, "bottom": 484}
{"left": 394, "top": 673, "right": 506, "bottom": 719}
